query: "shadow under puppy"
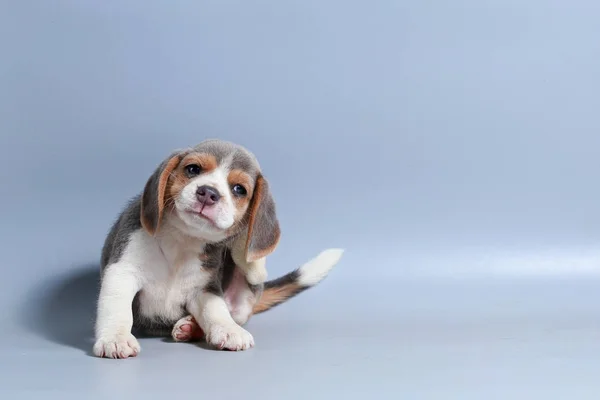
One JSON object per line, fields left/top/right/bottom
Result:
{"left": 94, "top": 139, "right": 343, "bottom": 358}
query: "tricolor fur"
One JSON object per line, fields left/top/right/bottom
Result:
{"left": 94, "top": 139, "right": 343, "bottom": 358}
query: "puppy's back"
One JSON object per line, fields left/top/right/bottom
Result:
{"left": 100, "top": 195, "right": 143, "bottom": 271}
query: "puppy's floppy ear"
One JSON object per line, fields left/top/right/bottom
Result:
{"left": 243, "top": 174, "right": 281, "bottom": 263}
{"left": 140, "top": 152, "right": 183, "bottom": 236}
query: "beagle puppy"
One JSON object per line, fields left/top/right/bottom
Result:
{"left": 93, "top": 139, "right": 344, "bottom": 358}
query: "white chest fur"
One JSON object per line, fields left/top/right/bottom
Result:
{"left": 123, "top": 229, "right": 211, "bottom": 321}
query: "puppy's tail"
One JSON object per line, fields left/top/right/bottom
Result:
{"left": 252, "top": 248, "right": 344, "bottom": 315}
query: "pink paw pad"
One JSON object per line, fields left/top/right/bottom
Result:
{"left": 172, "top": 316, "right": 205, "bottom": 342}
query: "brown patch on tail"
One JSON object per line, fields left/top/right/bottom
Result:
{"left": 252, "top": 271, "right": 308, "bottom": 314}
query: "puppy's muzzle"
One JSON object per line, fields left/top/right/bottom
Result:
{"left": 196, "top": 185, "right": 221, "bottom": 206}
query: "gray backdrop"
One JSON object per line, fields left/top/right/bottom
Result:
{"left": 2, "top": 1, "right": 600, "bottom": 399}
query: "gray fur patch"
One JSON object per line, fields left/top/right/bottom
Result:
{"left": 193, "top": 139, "right": 261, "bottom": 176}
{"left": 100, "top": 195, "right": 143, "bottom": 271}
{"left": 229, "top": 151, "right": 260, "bottom": 179}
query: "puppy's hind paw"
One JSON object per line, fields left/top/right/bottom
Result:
{"left": 245, "top": 265, "right": 268, "bottom": 285}
{"left": 171, "top": 315, "right": 205, "bottom": 342}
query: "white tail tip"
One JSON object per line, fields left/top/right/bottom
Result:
{"left": 297, "top": 248, "right": 345, "bottom": 286}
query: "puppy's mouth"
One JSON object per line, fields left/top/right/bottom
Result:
{"left": 186, "top": 204, "right": 219, "bottom": 228}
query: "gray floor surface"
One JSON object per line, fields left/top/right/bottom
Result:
{"left": 4, "top": 262, "right": 600, "bottom": 399}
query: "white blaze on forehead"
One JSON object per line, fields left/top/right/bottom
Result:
{"left": 194, "top": 163, "right": 231, "bottom": 199}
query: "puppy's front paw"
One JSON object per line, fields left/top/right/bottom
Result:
{"left": 93, "top": 333, "right": 140, "bottom": 359}
{"left": 245, "top": 265, "right": 268, "bottom": 285}
{"left": 206, "top": 323, "right": 254, "bottom": 351}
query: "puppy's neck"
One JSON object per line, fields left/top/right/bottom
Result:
{"left": 156, "top": 215, "right": 208, "bottom": 251}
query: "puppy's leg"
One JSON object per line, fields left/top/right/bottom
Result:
{"left": 236, "top": 257, "right": 268, "bottom": 287}
{"left": 231, "top": 234, "right": 268, "bottom": 285}
{"left": 171, "top": 315, "right": 204, "bottom": 342}
{"left": 188, "top": 292, "right": 254, "bottom": 351}
{"left": 224, "top": 267, "right": 260, "bottom": 326}
{"left": 93, "top": 263, "right": 141, "bottom": 359}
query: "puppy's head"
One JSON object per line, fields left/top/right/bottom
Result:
{"left": 140, "top": 139, "right": 280, "bottom": 262}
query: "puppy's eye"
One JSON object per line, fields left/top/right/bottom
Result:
{"left": 231, "top": 184, "right": 247, "bottom": 196}
{"left": 185, "top": 164, "right": 202, "bottom": 177}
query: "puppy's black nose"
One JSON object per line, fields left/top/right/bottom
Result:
{"left": 196, "top": 185, "right": 221, "bottom": 205}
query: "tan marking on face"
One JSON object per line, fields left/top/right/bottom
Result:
{"left": 228, "top": 169, "right": 254, "bottom": 222}
{"left": 165, "top": 168, "right": 187, "bottom": 213}
{"left": 164, "top": 153, "right": 219, "bottom": 210}
{"left": 181, "top": 153, "right": 218, "bottom": 173}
